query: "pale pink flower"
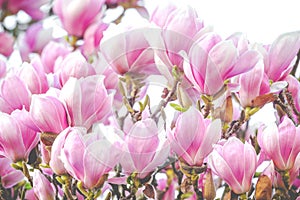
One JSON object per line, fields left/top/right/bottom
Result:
{"left": 262, "top": 31, "right": 300, "bottom": 81}
{"left": 6, "top": 0, "right": 50, "bottom": 19}
{"left": 30, "top": 94, "right": 69, "bottom": 134}
{"left": 0, "top": 110, "right": 39, "bottom": 162}
{"left": 0, "top": 32, "right": 14, "bottom": 57}
{"left": 60, "top": 126, "right": 122, "bottom": 189}
{"left": 0, "top": 157, "right": 24, "bottom": 188}
{"left": 100, "top": 23, "right": 157, "bottom": 75}
{"left": 17, "top": 58, "right": 49, "bottom": 94}
{"left": 56, "top": 51, "right": 96, "bottom": 86}
{"left": 53, "top": 0, "right": 105, "bottom": 36}
{"left": 60, "top": 75, "right": 113, "bottom": 130}
{"left": 258, "top": 116, "right": 300, "bottom": 171}
{"left": 18, "top": 22, "right": 53, "bottom": 61}
{"left": 83, "top": 21, "right": 108, "bottom": 56}
{"left": 33, "top": 170, "right": 56, "bottom": 200}
{"left": 120, "top": 118, "right": 170, "bottom": 178}
{"left": 150, "top": 1, "right": 177, "bottom": 28}
{"left": 168, "top": 107, "right": 221, "bottom": 166}
{"left": 41, "top": 41, "right": 71, "bottom": 74}
{"left": 184, "top": 33, "right": 260, "bottom": 95}
{"left": 238, "top": 61, "right": 270, "bottom": 107}
{"left": 207, "top": 137, "right": 257, "bottom": 194}
{"left": 0, "top": 75, "right": 31, "bottom": 114}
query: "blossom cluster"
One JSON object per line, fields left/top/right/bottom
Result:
{"left": 0, "top": 0, "right": 300, "bottom": 199}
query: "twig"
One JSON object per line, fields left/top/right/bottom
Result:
{"left": 291, "top": 49, "right": 300, "bottom": 76}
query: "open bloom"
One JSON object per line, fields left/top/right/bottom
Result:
{"left": 0, "top": 110, "right": 39, "bottom": 162}
{"left": 120, "top": 118, "right": 170, "bottom": 178}
{"left": 207, "top": 137, "right": 257, "bottom": 194}
{"left": 168, "top": 107, "right": 221, "bottom": 166}
{"left": 261, "top": 31, "right": 300, "bottom": 82}
{"left": 184, "top": 33, "right": 260, "bottom": 95}
{"left": 60, "top": 126, "right": 122, "bottom": 189}
{"left": 100, "top": 23, "right": 157, "bottom": 75}
{"left": 60, "top": 75, "right": 113, "bottom": 130}
{"left": 53, "top": 0, "right": 105, "bottom": 36}
{"left": 0, "top": 75, "right": 31, "bottom": 114}
{"left": 56, "top": 51, "right": 96, "bottom": 86}
{"left": 17, "top": 58, "right": 49, "bottom": 94}
{"left": 258, "top": 116, "right": 300, "bottom": 171}
{"left": 30, "top": 94, "right": 69, "bottom": 134}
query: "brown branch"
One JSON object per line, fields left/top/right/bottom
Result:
{"left": 291, "top": 48, "right": 300, "bottom": 76}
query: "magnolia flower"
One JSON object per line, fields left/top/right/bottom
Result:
{"left": 5, "top": 0, "right": 50, "bottom": 19}
{"left": 120, "top": 118, "right": 170, "bottom": 178}
{"left": 18, "top": 22, "right": 53, "bottom": 61}
{"left": 0, "top": 157, "right": 24, "bottom": 188}
{"left": 168, "top": 107, "right": 221, "bottom": 167}
{"left": 258, "top": 116, "right": 300, "bottom": 171}
{"left": 208, "top": 137, "right": 257, "bottom": 194}
{"left": 60, "top": 75, "right": 112, "bottom": 130}
{"left": 60, "top": 126, "right": 122, "bottom": 189}
{"left": 262, "top": 31, "right": 300, "bottom": 81}
{"left": 53, "top": 0, "right": 105, "bottom": 36}
{"left": 184, "top": 33, "right": 260, "bottom": 95}
{"left": 56, "top": 51, "right": 96, "bottom": 86}
{"left": 17, "top": 58, "right": 49, "bottom": 94}
{"left": 83, "top": 21, "right": 108, "bottom": 56}
{"left": 0, "top": 32, "right": 14, "bottom": 57}
{"left": 238, "top": 60, "right": 270, "bottom": 107}
{"left": 30, "top": 94, "right": 69, "bottom": 134}
{"left": 100, "top": 23, "right": 157, "bottom": 75}
{"left": 0, "top": 75, "right": 31, "bottom": 114}
{"left": 33, "top": 170, "right": 56, "bottom": 200}
{"left": 41, "top": 41, "right": 71, "bottom": 74}
{"left": 0, "top": 110, "right": 39, "bottom": 162}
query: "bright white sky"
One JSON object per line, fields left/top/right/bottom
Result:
{"left": 145, "top": 0, "right": 300, "bottom": 44}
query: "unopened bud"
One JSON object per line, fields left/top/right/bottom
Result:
{"left": 255, "top": 175, "right": 272, "bottom": 200}
{"left": 203, "top": 169, "right": 216, "bottom": 200}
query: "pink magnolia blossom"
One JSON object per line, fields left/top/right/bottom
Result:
{"left": 33, "top": 170, "right": 56, "bottom": 200}
{"left": 168, "top": 107, "right": 221, "bottom": 166}
{"left": 83, "top": 21, "right": 108, "bottom": 56}
{"left": 56, "top": 51, "right": 96, "bottom": 86}
{"left": 0, "top": 75, "right": 31, "bottom": 114}
{"left": 53, "top": 0, "right": 105, "bottom": 36}
{"left": 258, "top": 116, "right": 300, "bottom": 171}
{"left": 17, "top": 58, "right": 49, "bottom": 94}
{"left": 100, "top": 23, "right": 157, "bottom": 75}
{"left": 150, "top": 1, "right": 177, "bottom": 28}
{"left": 50, "top": 127, "right": 81, "bottom": 175}
{"left": 207, "top": 137, "right": 257, "bottom": 194}
{"left": 60, "top": 126, "right": 122, "bottom": 189}
{"left": 18, "top": 22, "right": 53, "bottom": 61}
{"left": 30, "top": 94, "right": 69, "bottom": 134}
{"left": 0, "top": 157, "right": 24, "bottom": 188}
{"left": 120, "top": 118, "right": 170, "bottom": 178}
{"left": 184, "top": 33, "right": 260, "bottom": 95}
{"left": 41, "top": 41, "right": 71, "bottom": 74}
{"left": 60, "top": 75, "right": 113, "bottom": 130}
{"left": 0, "top": 110, "right": 39, "bottom": 162}
{"left": 238, "top": 61, "right": 270, "bottom": 107}
{"left": 262, "top": 31, "right": 300, "bottom": 81}
{"left": 5, "top": 0, "right": 50, "bottom": 19}
{"left": 0, "top": 32, "right": 14, "bottom": 57}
